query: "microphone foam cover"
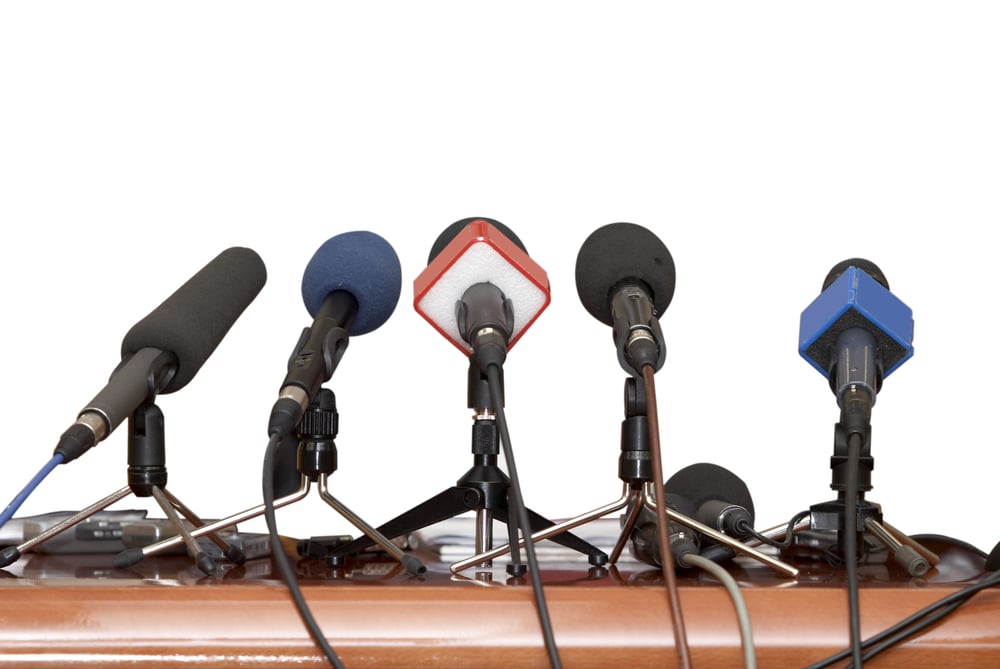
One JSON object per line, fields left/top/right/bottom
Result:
{"left": 575, "top": 222, "right": 676, "bottom": 326}
{"left": 301, "top": 231, "right": 402, "bottom": 336}
{"left": 799, "top": 260, "right": 913, "bottom": 379}
{"left": 121, "top": 246, "right": 267, "bottom": 394}
{"left": 414, "top": 218, "right": 550, "bottom": 354}
{"left": 664, "top": 462, "right": 756, "bottom": 524}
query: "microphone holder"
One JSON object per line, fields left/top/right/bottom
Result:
{"left": 325, "top": 359, "right": 609, "bottom": 573}
{"left": 113, "top": 388, "right": 426, "bottom": 577}
{"left": 0, "top": 402, "right": 243, "bottom": 576}
{"left": 798, "top": 419, "right": 939, "bottom": 576}
{"left": 451, "top": 376, "right": 800, "bottom": 578}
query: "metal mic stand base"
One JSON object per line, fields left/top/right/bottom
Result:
{"left": 324, "top": 460, "right": 610, "bottom": 570}
{"left": 795, "top": 498, "right": 939, "bottom": 577}
{"left": 451, "top": 483, "right": 800, "bottom": 577}
{"left": 115, "top": 475, "right": 426, "bottom": 576}
{"left": 0, "top": 484, "right": 238, "bottom": 576}
{"left": 115, "top": 389, "right": 426, "bottom": 576}
{"left": 792, "top": 421, "right": 939, "bottom": 577}
{"left": 1, "top": 403, "right": 241, "bottom": 576}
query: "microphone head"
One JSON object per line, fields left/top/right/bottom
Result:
{"left": 301, "top": 231, "right": 402, "bottom": 336}
{"left": 665, "top": 462, "right": 755, "bottom": 532}
{"left": 428, "top": 217, "right": 527, "bottom": 264}
{"left": 414, "top": 218, "right": 550, "bottom": 355}
{"left": 121, "top": 246, "right": 267, "bottom": 394}
{"left": 575, "top": 222, "right": 676, "bottom": 326}
{"left": 799, "top": 258, "right": 914, "bottom": 379}
{"left": 822, "top": 257, "right": 890, "bottom": 292}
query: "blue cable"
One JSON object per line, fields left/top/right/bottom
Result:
{"left": 0, "top": 453, "right": 64, "bottom": 529}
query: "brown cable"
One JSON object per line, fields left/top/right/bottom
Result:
{"left": 643, "top": 364, "right": 693, "bottom": 669}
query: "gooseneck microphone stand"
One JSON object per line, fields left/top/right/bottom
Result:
{"left": 326, "top": 359, "right": 608, "bottom": 570}
{"left": 115, "top": 388, "right": 425, "bottom": 576}
{"left": 0, "top": 402, "right": 243, "bottom": 576}
{"left": 451, "top": 375, "right": 799, "bottom": 577}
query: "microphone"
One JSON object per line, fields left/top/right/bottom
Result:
{"left": 799, "top": 258, "right": 913, "bottom": 438}
{"left": 268, "top": 231, "right": 401, "bottom": 437}
{"left": 54, "top": 247, "right": 267, "bottom": 464}
{"left": 414, "top": 217, "right": 550, "bottom": 367}
{"left": 575, "top": 222, "right": 675, "bottom": 377}
{"left": 631, "top": 463, "right": 757, "bottom": 567}
{"left": 629, "top": 493, "right": 701, "bottom": 568}
{"left": 665, "top": 463, "right": 755, "bottom": 544}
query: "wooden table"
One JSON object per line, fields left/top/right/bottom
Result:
{"left": 0, "top": 536, "right": 997, "bottom": 668}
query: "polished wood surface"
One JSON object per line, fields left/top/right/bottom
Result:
{"left": 0, "top": 537, "right": 997, "bottom": 668}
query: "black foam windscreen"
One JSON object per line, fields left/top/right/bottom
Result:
{"left": 575, "top": 222, "right": 675, "bottom": 326}
{"left": 121, "top": 247, "right": 266, "bottom": 394}
{"left": 427, "top": 217, "right": 527, "bottom": 264}
{"left": 664, "top": 462, "right": 755, "bottom": 533}
{"left": 822, "top": 257, "right": 889, "bottom": 291}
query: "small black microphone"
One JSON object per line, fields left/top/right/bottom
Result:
{"left": 629, "top": 493, "right": 701, "bottom": 568}
{"left": 630, "top": 463, "right": 758, "bottom": 567}
{"left": 666, "top": 463, "right": 756, "bottom": 545}
{"left": 575, "top": 222, "right": 675, "bottom": 377}
{"left": 269, "top": 231, "right": 401, "bottom": 438}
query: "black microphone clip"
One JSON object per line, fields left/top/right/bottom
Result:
{"left": 269, "top": 291, "right": 355, "bottom": 438}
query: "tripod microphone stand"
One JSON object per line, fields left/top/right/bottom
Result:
{"left": 792, "top": 412, "right": 938, "bottom": 577}
{"left": 326, "top": 359, "right": 608, "bottom": 572}
{"left": 790, "top": 259, "right": 937, "bottom": 576}
{"left": 451, "top": 375, "right": 799, "bottom": 577}
{"left": 0, "top": 402, "right": 243, "bottom": 576}
{"left": 113, "top": 388, "right": 426, "bottom": 576}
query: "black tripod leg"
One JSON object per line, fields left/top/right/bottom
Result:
{"left": 327, "top": 486, "right": 482, "bottom": 559}
{"left": 493, "top": 505, "right": 609, "bottom": 565}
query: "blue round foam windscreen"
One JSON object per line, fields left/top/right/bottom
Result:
{"left": 301, "top": 231, "right": 402, "bottom": 336}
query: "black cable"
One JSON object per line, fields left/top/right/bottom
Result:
{"left": 804, "top": 569, "right": 1000, "bottom": 669}
{"left": 485, "top": 363, "right": 562, "bottom": 669}
{"left": 742, "top": 509, "right": 811, "bottom": 549}
{"left": 855, "top": 569, "right": 1000, "bottom": 666}
{"left": 262, "top": 432, "right": 346, "bottom": 669}
{"left": 850, "top": 600, "right": 963, "bottom": 668}
{"left": 642, "top": 365, "right": 693, "bottom": 669}
{"left": 843, "top": 430, "right": 865, "bottom": 668}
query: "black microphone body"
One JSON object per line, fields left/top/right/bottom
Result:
{"left": 630, "top": 493, "right": 701, "bottom": 568}
{"left": 631, "top": 463, "right": 758, "bottom": 567}
{"left": 54, "top": 247, "right": 267, "bottom": 463}
{"left": 268, "top": 291, "right": 357, "bottom": 437}
{"left": 56, "top": 349, "right": 178, "bottom": 463}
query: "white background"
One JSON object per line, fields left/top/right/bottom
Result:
{"left": 1, "top": 3, "right": 997, "bottom": 557}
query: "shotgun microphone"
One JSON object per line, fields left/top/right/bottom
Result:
{"left": 55, "top": 247, "right": 267, "bottom": 463}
